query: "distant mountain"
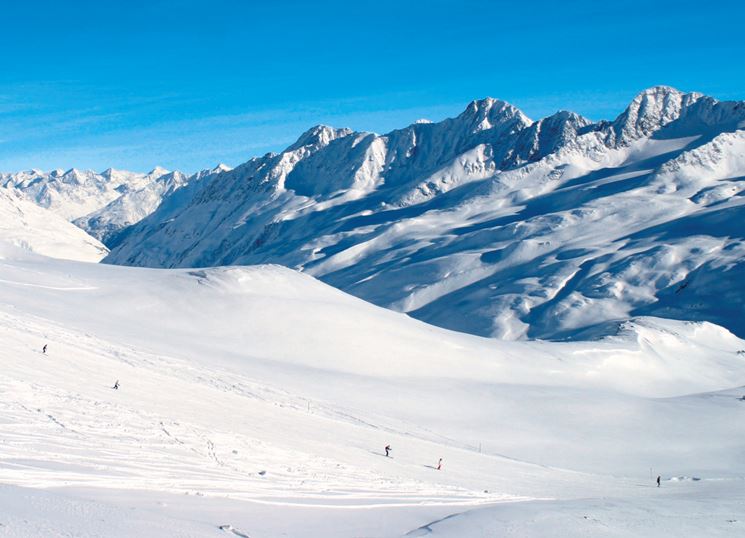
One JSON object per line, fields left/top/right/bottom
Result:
{"left": 2, "top": 164, "right": 233, "bottom": 243}
{"left": 72, "top": 170, "right": 190, "bottom": 243}
{"left": 1, "top": 167, "right": 170, "bottom": 220}
{"left": 0, "top": 186, "right": 107, "bottom": 262}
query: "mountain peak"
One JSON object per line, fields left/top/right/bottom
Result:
{"left": 465, "top": 96, "right": 500, "bottom": 111}
{"left": 611, "top": 85, "right": 703, "bottom": 144}
{"left": 458, "top": 97, "right": 532, "bottom": 133}
{"left": 211, "top": 163, "right": 232, "bottom": 174}
{"left": 513, "top": 109, "right": 593, "bottom": 162}
{"left": 63, "top": 168, "right": 90, "bottom": 181}
{"left": 100, "top": 167, "right": 123, "bottom": 180}
{"left": 287, "top": 124, "right": 355, "bottom": 151}
{"left": 147, "top": 166, "right": 170, "bottom": 177}
{"left": 635, "top": 85, "right": 684, "bottom": 99}
{"left": 553, "top": 109, "right": 586, "bottom": 120}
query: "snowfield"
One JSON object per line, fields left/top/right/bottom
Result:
{"left": 0, "top": 188, "right": 107, "bottom": 262}
{"left": 1, "top": 243, "right": 744, "bottom": 536}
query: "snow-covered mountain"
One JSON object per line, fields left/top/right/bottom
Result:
{"left": 0, "top": 187, "right": 107, "bottom": 262}
{"left": 1, "top": 166, "right": 170, "bottom": 220}
{"left": 103, "top": 86, "right": 745, "bottom": 341}
{"left": 72, "top": 170, "right": 191, "bottom": 243}
{"left": 2, "top": 164, "right": 233, "bottom": 244}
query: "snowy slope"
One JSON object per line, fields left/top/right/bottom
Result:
{"left": 0, "top": 187, "right": 107, "bottom": 261}
{"left": 1, "top": 249, "right": 744, "bottom": 536}
{"left": 104, "top": 86, "right": 745, "bottom": 341}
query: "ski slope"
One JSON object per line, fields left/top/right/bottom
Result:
{"left": 1, "top": 244, "right": 744, "bottom": 536}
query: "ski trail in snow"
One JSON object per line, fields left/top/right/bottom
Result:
{"left": 0, "top": 308, "right": 542, "bottom": 506}
{"left": 4, "top": 279, "right": 737, "bottom": 517}
{"left": 0, "top": 277, "right": 96, "bottom": 291}
{"left": 218, "top": 524, "right": 251, "bottom": 537}
{"left": 406, "top": 510, "right": 466, "bottom": 536}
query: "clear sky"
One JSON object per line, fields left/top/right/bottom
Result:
{"left": 1, "top": 0, "right": 742, "bottom": 173}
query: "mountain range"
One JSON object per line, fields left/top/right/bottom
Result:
{"left": 4, "top": 85, "right": 745, "bottom": 340}
{"left": 1, "top": 164, "right": 232, "bottom": 244}
{"left": 2, "top": 85, "right": 745, "bottom": 536}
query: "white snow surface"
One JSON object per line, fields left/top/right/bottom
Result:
{"left": 0, "top": 188, "right": 107, "bottom": 262}
{"left": 102, "top": 86, "right": 745, "bottom": 340}
{"left": 1, "top": 244, "right": 745, "bottom": 536}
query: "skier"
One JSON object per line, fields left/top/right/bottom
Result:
{"left": 112, "top": 380, "right": 119, "bottom": 390}
{"left": 436, "top": 458, "right": 442, "bottom": 470}
{"left": 656, "top": 475, "right": 661, "bottom": 487}
{"left": 42, "top": 344, "right": 47, "bottom": 354}
{"left": 384, "top": 445, "right": 391, "bottom": 457}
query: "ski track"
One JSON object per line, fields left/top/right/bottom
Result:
{"left": 0, "top": 307, "right": 539, "bottom": 509}
{"left": 1, "top": 253, "right": 745, "bottom": 536}
{"left": 0, "top": 277, "right": 97, "bottom": 291}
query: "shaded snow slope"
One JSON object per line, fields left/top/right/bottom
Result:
{"left": 0, "top": 188, "right": 107, "bottom": 261}
{"left": 1, "top": 250, "right": 744, "bottom": 536}
{"left": 104, "top": 86, "right": 745, "bottom": 340}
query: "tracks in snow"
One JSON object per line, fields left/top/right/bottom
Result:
{"left": 0, "top": 307, "right": 536, "bottom": 506}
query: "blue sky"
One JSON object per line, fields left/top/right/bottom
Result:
{"left": 0, "top": 0, "right": 742, "bottom": 172}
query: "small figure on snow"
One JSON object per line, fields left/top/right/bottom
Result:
{"left": 112, "top": 380, "right": 119, "bottom": 390}
{"left": 656, "top": 475, "right": 661, "bottom": 487}
{"left": 385, "top": 444, "right": 391, "bottom": 457}
{"left": 42, "top": 344, "right": 47, "bottom": 354}
{"left": 436, "top": 458, "right": 443, "bottom": 470}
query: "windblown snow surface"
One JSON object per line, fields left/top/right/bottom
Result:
{"left": 104, "top": 86, "right": 745, "bottom": 341}
{"left": 1, "top": 241, "right": 745, "bottom": 536}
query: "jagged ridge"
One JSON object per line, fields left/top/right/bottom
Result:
{"left": 11, "top": 86, "right": 745, "bottom": 340}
